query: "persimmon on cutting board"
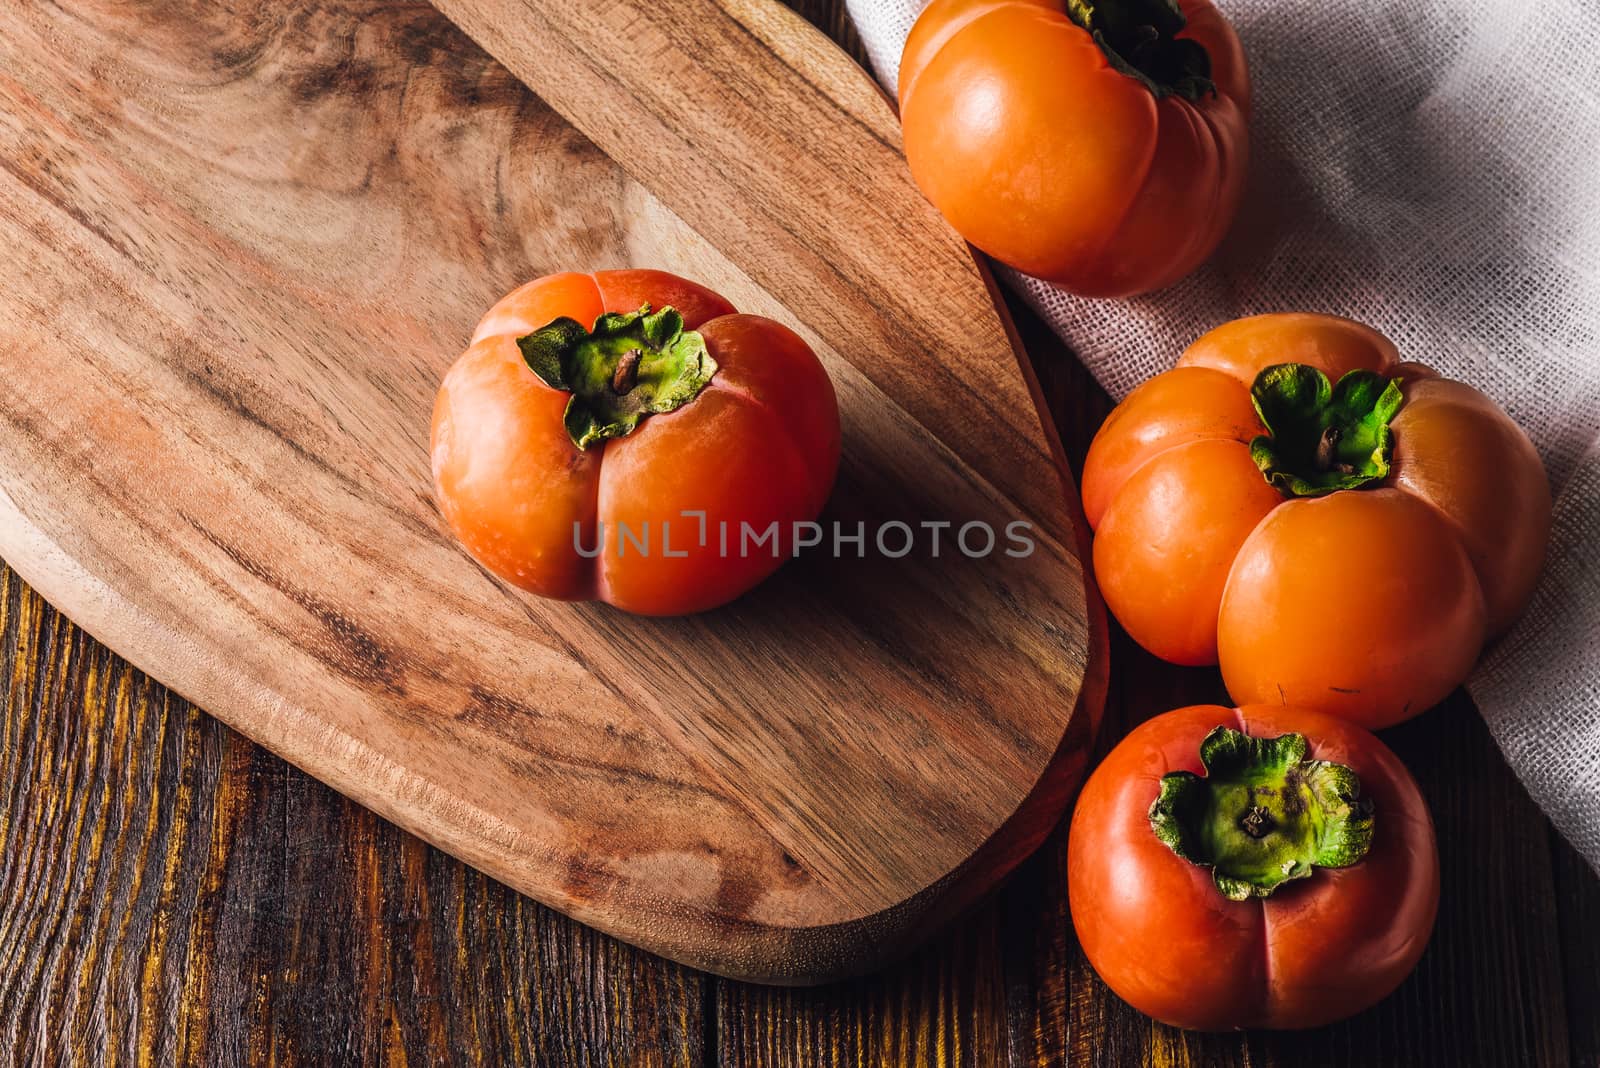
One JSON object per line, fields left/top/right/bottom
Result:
{"left": 432, "top": 269, "right": 841, "bottom": 615}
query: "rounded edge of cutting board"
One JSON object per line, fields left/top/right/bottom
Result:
{"left": 0, "top": 0, "right": 1108, "bottom": 984}
{"left": 664, "top": 635, "right": 1109, "bottom": 985}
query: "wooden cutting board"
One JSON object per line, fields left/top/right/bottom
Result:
{"left": 0, "top": 0, "right": 1105, "bottom": 982}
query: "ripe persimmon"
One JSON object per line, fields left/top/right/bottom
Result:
{"left": 898, "top": 0, "right": 1249, "bottom": 296}
{"left": 432, "top": 270, "right": 840, "bottom": 615}
{"left": 1083, "top": 313, "right": 1550, "bottom": 727}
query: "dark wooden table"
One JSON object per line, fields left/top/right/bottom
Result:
{"left": 2, "top": 2, "right": 1596, "bottom": 1064}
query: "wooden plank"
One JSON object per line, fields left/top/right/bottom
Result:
{"left": 715, "top": 913, "right": 1011, "bottom": 1067}
{"left": 0, "top": 562, "right": 705, "bottom": 1066}
{"left": 1553, "top": 831, "right": 1600, "bottom": 1068}
{"left": 0, "top": 0, "right": 1099, "bottom": 982}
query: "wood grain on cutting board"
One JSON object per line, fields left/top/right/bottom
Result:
{"left": 0, "top": 0, "right": 1102, "bottom": 981}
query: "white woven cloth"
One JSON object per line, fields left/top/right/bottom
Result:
{"left": 848, "top": 0, "right": 1600, "bottom": 869}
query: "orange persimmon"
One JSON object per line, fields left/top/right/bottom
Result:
{"left": 1082, "top": 313, "right": 1550, "bottom": 728}
{"left": 1068, "top": 703, "right": 1439, "bottom": 1030}
{"left": 431, "top": 269, "right": 840, "bottom": 615}
{"left": 897, "top": 0, "right": 1249, "bottom": 297}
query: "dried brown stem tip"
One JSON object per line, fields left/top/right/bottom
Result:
{"left": 612, "top": 348, "right": 643, "bottom": 395}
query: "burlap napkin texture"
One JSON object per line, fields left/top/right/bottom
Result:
{"left": 846, "top": 0, "right": 1600, "bottom": 869}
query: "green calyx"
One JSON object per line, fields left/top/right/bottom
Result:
{"left": 1249, "top": 364, "right": 1405, "bottom": 497}
{"left": 1149, "top": 726, "right": 1375, "bottom": 901}
{"left": 1065, "top": 0, "right": 1214, "bottom": 102}
{"left": 518, "top": 305, "right": 717, "bottom": 450}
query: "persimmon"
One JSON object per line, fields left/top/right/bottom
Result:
{"left": 1082, "top": 313, "right": 1550, "bottom": 728}
{"left": 431, "top": 269, "right": 840, "bottom": 615}
{"left": 1068, "top": 703, "right": 1439, "bottom": 1030}
{"left": 897, "top": 0, "right": 1249, "bottom": 297}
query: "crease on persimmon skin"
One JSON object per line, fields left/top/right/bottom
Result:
{"left": 1093, "top": 437, "right": 1283, "bottom": 666}
{"left": 1072, "top": 90, "right": 1237, "bottom": 297}
{"left": 1238, "top": 705, "right": 1439, "bottom": 1030}
{"left": 898, "top": 0, "right": 1043, "bottom": 106}
{"left": 579, "top": 273, "right": 740, "bottom": 605}
{"left": 1081, "top": 366, "right": 1263, "bottom": 528}
{"left": 1387, "top": 374, "right": 1552, "bottom": 635}
{"left": 471, "top": 270, "right": 604, "bottom": 346}
{"left": 592, "top": 313, "right": 839, "bottom": 615}
{"left": 596, "top": 385, "right": 816, "bottom": 615}
{"left": 1176, "top": 312, "right": 1399, "bottom": 389}
{"left": 695, "top": 315, "right": 841, "bottom": 514}
{"left": 592, "top": 268, "right": 736, "bottom": 330}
